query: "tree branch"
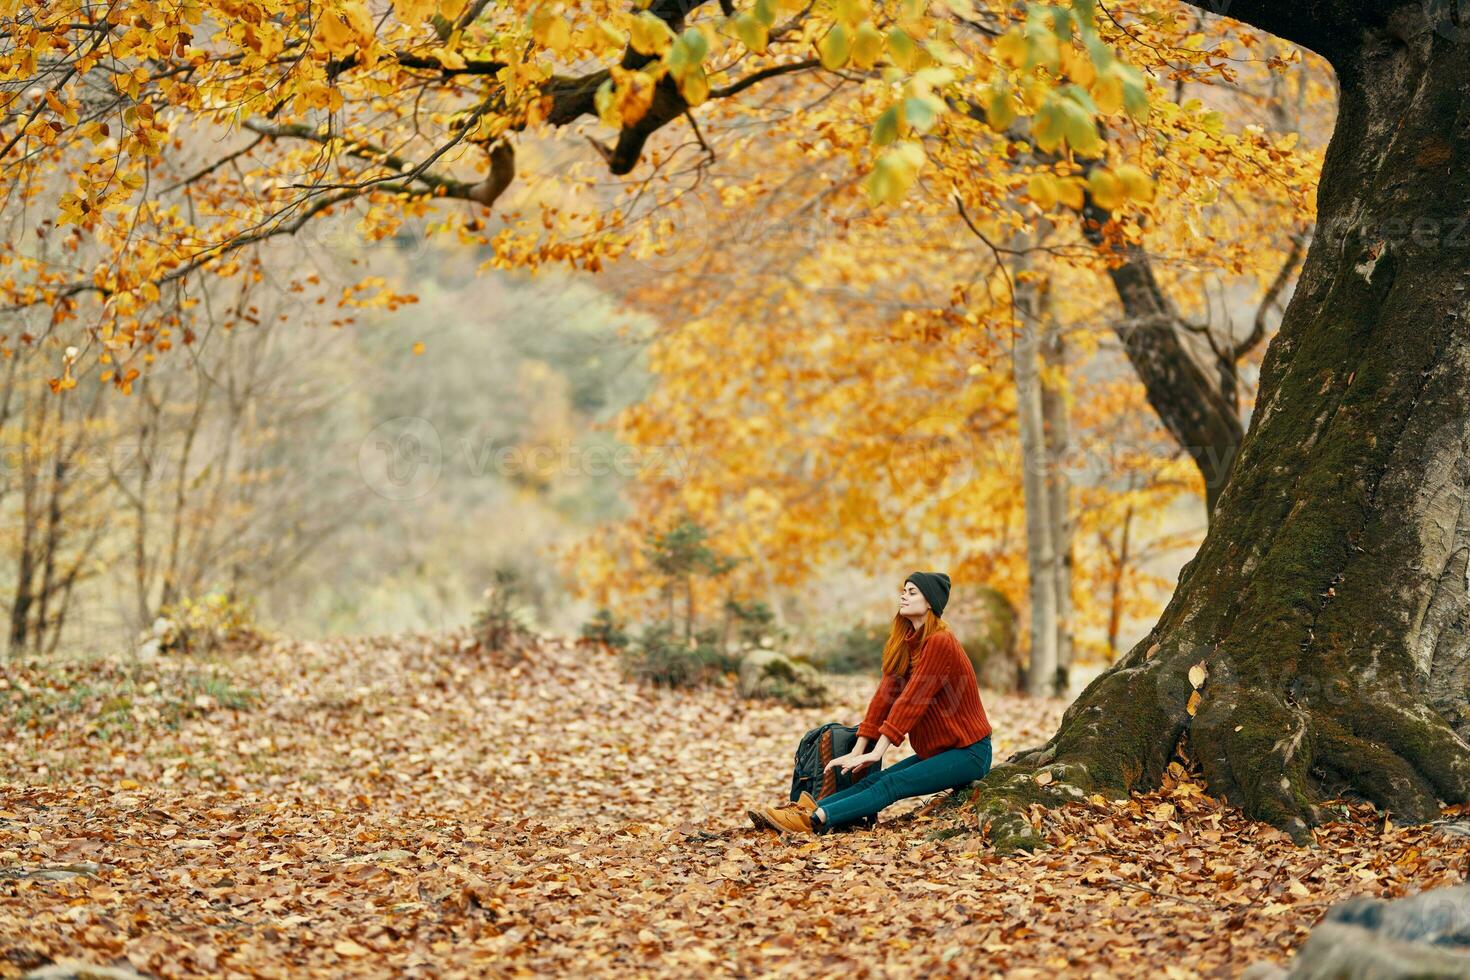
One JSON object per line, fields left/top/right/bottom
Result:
{"left": 1172, "top": 0, "right": 1387, "bottom": 66}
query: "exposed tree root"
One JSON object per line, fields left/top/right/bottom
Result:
{"left": 920, "top": 650, "right": 1470, "bottom": 853}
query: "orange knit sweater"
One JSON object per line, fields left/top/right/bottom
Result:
{"left": 855, "top": 627, "right": 992, "bottom": 759}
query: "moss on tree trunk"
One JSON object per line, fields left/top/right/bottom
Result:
{"left": 950, "top": 5, "right": 1470, "bottom": 850}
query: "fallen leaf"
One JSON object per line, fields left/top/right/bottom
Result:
{"left": 1188, "top": 662, "right": 1208, "bottom": 689}
{"left": 334, "top": 939, "right": 372, "bottom": 957}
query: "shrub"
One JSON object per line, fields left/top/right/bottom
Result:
{"left": 145, "top": 590, "right": 267, "bottom": 658}
{"left": 472, "top": 567, "right": 537, "bottom": 653}
{"left": 619, "top": 621, "right": 729, "bottom": 690}
{"left": 723, "top": 598, "right": 779, "bottom": 648}
{"left": 580, "top": 607, "right": 630, "bottom": 649}
{"left": 813, "top": 622, "right": 889, "bottom": 675}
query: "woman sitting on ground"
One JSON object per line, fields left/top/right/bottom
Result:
{"left": 749, "top": 571, "right": 994, "bottom": 835}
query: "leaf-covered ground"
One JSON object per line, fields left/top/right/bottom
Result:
{"left": 2, "top": 633, "right": 1468, "bottom": 978}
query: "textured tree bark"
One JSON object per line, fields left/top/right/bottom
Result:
{"left": 1013, "top": 226, "right": 1061, "bottom": 698}
{"left": 1041, "top": 321, "right": 1076, "bottom": 694}
{"left": 958, "top": 4, "right": 1470, "bottom": 849}
{"left": 1077, "top": 204, "right": 1245, "bottom": 517}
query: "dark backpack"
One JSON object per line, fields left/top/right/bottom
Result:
{"left": 789, "top": 722, "right": 879, "bottom": 826}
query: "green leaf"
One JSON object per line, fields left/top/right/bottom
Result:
{"left": 985, "top": 79, "right": 1015, "bottom": 132}
{"left": 1024, "top": 3, "right": 1053, "bottom": 34}
{"left": 1063, "top": 84, "right": 1096, "bottom": 114}
{"left": 914, "top": 66, "right": 957, "bottom": 90}
{"left": 679, "top": 26, "right": 709, "bottom": 63}
{"left": 667, "top": 28, "right": 709, "bottom": 81}
{"left": 886, "top": 26, "right": 919, "bottom": 70}
{"left": 1057, "top": 96, "right": 1101, "bottom": 155}
{"left": 818, "top": 23, "right": 852, "bottom": 69}
{"left": 734, "top": 13, "right": 768, "bottom": 53}
{"left": 922, "top": 37, "right": 964, "bottom": 67}
{"left": 1032, "top": 99, "right": 1063, "bottom": 153}
{"left": 1122, "top": 71, "right": 1148, "bottom": 120}
{"left": 851, "top": 21, "right": 885, "bottom": 68}
{"left": 753, "top": 0, "right": 777, "bottom": 24}
{"left": 872, "top": 104, "right": 902, "bottom": 146}
{"left": 867, "top": 157, "right": 903, "bottom": 205}
{"left": 1024, "top": 31, "right": 1059, "bottom": 74}
{"left": 1048, "top": 5, "right": 1072, "bottom": 39}
{"left": 866, "top": 140, "right": 927, "bottom": 206}
{"left": 903, "top": 94, "right": 941, "bottom": 133}
{"left": 1083, "top": 32, "right": 1113, "bottom": 70}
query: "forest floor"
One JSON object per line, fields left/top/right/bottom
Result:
{"left": 1, "top": 631, "right": 1468, "bottom": 978}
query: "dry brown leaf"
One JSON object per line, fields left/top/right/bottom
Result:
{"left": 1188, "top": 662, "right": 1208, "bottom": 689}
{"left": 1, "top": 631, "right": 1464, "bottom": 978}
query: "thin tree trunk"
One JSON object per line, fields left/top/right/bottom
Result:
{"left": 1102, "top": 502, "right": 1136, "bottom": 661}
{"left": 161, "top": 377, "right": 208, "bottom": 611}
{"left": 1041, "top": 320, "right": 1074, "bottom": 695}
{"left": 8, "top": 387, "right": 42, "bottom": 656}
{"left": 1013, "top": 223, "right": 1060, "bottom": 699}
{"left": 685, "top": 574, "right": 694, "bottom": 646}
{"left": 33, "top": 419, "right": 67, "bottom": 654}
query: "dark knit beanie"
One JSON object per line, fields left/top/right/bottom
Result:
{"left": 905, "top": 571, "right": 951, "bottom": 618}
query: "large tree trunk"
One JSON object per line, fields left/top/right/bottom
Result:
{"left": 964, "top": 4, "right": 1470, "bottom": 849}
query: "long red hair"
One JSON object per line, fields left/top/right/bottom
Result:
{"left": 880, "top": 609, "right": 949, "bottom": 677}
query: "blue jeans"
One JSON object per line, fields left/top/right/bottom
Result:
{"left": 814, "top": 736, "right": 992, "bottom": 833}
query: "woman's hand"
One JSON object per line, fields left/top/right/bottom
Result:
{"left": 825, "top": 751, "right": 879, "bottom": 775}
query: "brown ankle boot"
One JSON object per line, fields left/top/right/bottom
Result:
{"left": 751, "top": 792, "right": 819, "bottom": 834}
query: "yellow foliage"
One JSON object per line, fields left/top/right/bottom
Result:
{"left": 315, "top": 0, "right": 376, "bottom": 59}
{"left": 609, "top": 67, "right": 657, "bottom": 126}
{"left": 816, "top": 23, "right": 851, "bottom": 70}
{"left": 1087, "top": 166, "right": 1124, "bottom": 210}
{"left": 850, "top": 21, "right": 885, "bottom": 69}
{"left": 629, "top": 11, "right": 674, "bottom": 56}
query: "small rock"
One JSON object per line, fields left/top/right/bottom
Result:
{"left": 0, "top": 863, "right": 104, "bottom": 882}
{"left": 364, "top": 849, "right": 414, "bottom": 864}
{"left": 737, "top": 650, "right": 829, "bottom": 707}
{"left": 1328, "top": 886, "right": 1470, "bottom": 946}
{"left": 24, "top": 961, "right": 149, "bottom": 980}
{"left": 1247, "top": 886, "right": 1470, "bottom": 979}
{"left": 1264, "top": 922, "right": 1470, "bottom": 979}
